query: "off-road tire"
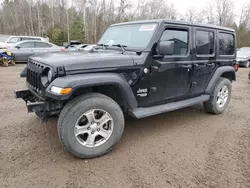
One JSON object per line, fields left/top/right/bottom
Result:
{"left": 57, "top": 93, "right": 125, "bottom": 158}
{"left": 203, "top": 77, "right": 232, "bottom": 114}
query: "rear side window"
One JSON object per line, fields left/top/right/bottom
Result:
{"left": 35, "top": 42, "right": 52, "bottom": 48}
{"left": 219, "top": 33, "right": 235, "bottom": 55}
{"left": 21, "top": 37, "right": 41, "bottom": 41}
{"left": 8, "top": 37, "right": 19, "bottom": 43}
{"left": 19, "top": 42, "right": 34, "bottom": 48}
{"left": 160, "top": 29, "right": 188, "bottom": 56}
{"left": 195, "top": 30, "right": 214, "bottom": 55}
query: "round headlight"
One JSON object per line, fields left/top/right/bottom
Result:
{"left": 48, "top": 70, "right": 53, "bottom": 82}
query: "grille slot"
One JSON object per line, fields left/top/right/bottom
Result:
{"left": 26, "top": 61, "right": 44, "bottom": 93}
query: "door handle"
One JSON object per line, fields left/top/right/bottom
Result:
{"left": 206, "top": 63, "right": 215, "bottom": 67}
{"left": 180, "top": 64, "right": 192, "bottom": 69}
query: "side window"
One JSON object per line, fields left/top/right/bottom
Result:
{"left": 196, "top": 30, "right": 214, "bottom": 55}
{"left": 8, "top": 37, "right": 19, "bottom": 43}
{"left": 31, "top": 38, "right": 41, "bottom": 41}
{"left": 219, "top": 33, "right": 235, "bottom": 55}
{"left": 35, "top": 42, "right": 52, "bottom": 48}
{"left": 160, "top": 29, "right": 188, "bottom": 56}
{"left": 19, "top": 42, "right": 34, "bottom": 48}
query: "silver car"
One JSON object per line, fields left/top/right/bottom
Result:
{"left": 1, "top": 40, "right": 63, "bottom": 62}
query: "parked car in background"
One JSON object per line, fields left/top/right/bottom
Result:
{"left": 82, "top": 44, "right": 97, "bottom": 52}
{"left": 0, "top": 40, "right": 64, "bottom": 63}
{"left": 236, "top": 47, "right": 250, "bottom": 67}
{"left": 66, "top": 44, "right": 89, "bottom": 51}
{"left": 66, "top": 44, "right": 97, "bottom": 52}
{"left": 0, "top": 36, "right": 49, "bottom": 49}
{"left": 5, "top": 36, "right": 48, "bottom": 44}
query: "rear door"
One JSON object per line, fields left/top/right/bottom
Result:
{"left": 34, "top": 42, "right": 53, "bottom": 54}
{"left": 191, "top": 27, "right": 217, "bottom": 95}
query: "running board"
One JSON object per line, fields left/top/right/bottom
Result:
{"left": 130, "top": 95, "right": 210, "bottom": 119}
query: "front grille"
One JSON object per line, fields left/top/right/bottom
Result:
{"left": 26, "top": 61, "right": 44, "bottom": 93}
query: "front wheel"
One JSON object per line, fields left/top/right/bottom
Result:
{"left": 57, "top": 93, "right": 124, "bottom": 158}
{"left": 203, "top": 77, "right": 232, "bottom": 114}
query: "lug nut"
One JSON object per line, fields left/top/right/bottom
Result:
{"left": 87, "top": 127, "right": 90, "bottom": 130}
{"left": 91, "top": 131, "right": 94, "bottom": 134}
{"left": 97, "top": 128, "right": 100, "bottom": 131}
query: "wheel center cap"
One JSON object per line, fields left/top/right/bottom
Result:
{"left": 90, "top": 123, "right": 98, "bottom": 132}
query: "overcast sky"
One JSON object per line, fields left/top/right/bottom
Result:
{"left": 0, "top": 0, "right": 248, "bottom": 24}
{"left": 169, "top": 0, "right": 247, "bottom": 23}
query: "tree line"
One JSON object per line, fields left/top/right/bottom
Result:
{"left": 0, "top": 0, "right": 250, "bottom": 47}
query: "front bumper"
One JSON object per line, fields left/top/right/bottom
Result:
{"left": 14, "top": 89, "right": 62, "bottom": 121}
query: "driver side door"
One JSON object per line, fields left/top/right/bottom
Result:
{"left": 148, "top": 25, "right": 193, "bottom": 106}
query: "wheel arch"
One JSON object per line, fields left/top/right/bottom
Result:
{"left": 205, "top": 66, "right": 235, "bottom": 94}
{"left": 45, "top": 73, "right": 138, "bottom": 110}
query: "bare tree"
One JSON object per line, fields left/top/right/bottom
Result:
{"left": 185, "top": 8, "right": 197, "bottom": 22}
{"left": 214, "top": 0, "right": 234, "bottom": 26}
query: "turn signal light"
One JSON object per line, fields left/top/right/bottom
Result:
{"left": 60, "top": 88, "right": 72, "bottom": 94}
{"left": 51, "top": 86, "right": 72, "bottom": 95}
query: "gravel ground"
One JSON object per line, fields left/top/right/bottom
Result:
{"left": 0, "top": 64, "right": 250, "bottom": 188}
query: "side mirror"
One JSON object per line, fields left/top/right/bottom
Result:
{"left": 16, "top": 45, "right": 21, "bottom": 49}
{"left": 157, "top": 41, "right": 174, "bottom": 56}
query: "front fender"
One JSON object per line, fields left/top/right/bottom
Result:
{"left": 45, "top": 73, "right": 138, "bottom": 110}
{"left": 205, "top": 66, "right": 236, "bottom": 94}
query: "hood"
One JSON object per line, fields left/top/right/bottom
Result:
{"left": 30, "top": 50, "right": 134, "bottom": 72}
{"left": 0, "top": 42, "right": 11, "bottom": 49}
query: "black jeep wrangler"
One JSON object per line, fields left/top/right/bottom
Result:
{"left": 15, "top": 20, "right": 237, "bottom": 158}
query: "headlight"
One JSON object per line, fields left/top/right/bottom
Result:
{"left": 51, "top": 86, "right": 72, "bottom": 95}
{"left": 48, "top": 70, "right": 53, "bottom": 82}
{"left": 41, "top": 68, "right": 53, "bottom": 86}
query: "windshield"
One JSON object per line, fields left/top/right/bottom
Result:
{"left": 98, "top": 23, "right": 157, "bottom": 49}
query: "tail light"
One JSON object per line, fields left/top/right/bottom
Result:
{"left": 234, "top": 63, "right": 239, "bottom": 72}
{"left": 61, "top": 48, "right": 65, "bottom": 51}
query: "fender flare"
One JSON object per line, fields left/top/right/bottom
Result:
{"left": 205, "top": 66, "right": 236, "bottom": 94}
{"left": 45, "top": 73, "right": 138, "bottom": 110}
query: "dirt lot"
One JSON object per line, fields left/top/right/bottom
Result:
{"left": 0, "top": 64, "right": 250, "bottom": 188}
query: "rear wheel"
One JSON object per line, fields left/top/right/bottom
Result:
{"left": 57, "top": 93, "right": 124, "bottom": 158}
{"left": 203, "top": 77, "right": 232, "bottom": 114}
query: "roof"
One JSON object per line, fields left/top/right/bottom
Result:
{"left": 9, "top": 35, "right": 44, "bottom": 38}
{"left": 111, "top": 19, "right": 235, "bottom": 32}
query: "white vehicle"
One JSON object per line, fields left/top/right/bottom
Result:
{"left": 6, "top": 36, "right": 48, "bottom": 44}
{"left": 0, "top": 36, "right": 49, "bottom": 49}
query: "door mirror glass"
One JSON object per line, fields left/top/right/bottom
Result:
{"left": 157, "top": 41, "right": 174, "bottom": 55}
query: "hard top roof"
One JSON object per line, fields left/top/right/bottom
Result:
{"left": 111, "top": 19, "right": 235, "bottom": 32}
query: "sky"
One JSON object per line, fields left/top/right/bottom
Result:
{"left": 168, "top": 0, "right": 248, "bottom": 23}
{"left": 0, "top": 0, "right": 248, "bottom": 24}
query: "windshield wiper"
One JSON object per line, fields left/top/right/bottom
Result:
{"left": 97, "top": 43, "right": 108, "bottom": 50}
{"left": 112, "top": 44, "right": 127, "bottom": 54}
